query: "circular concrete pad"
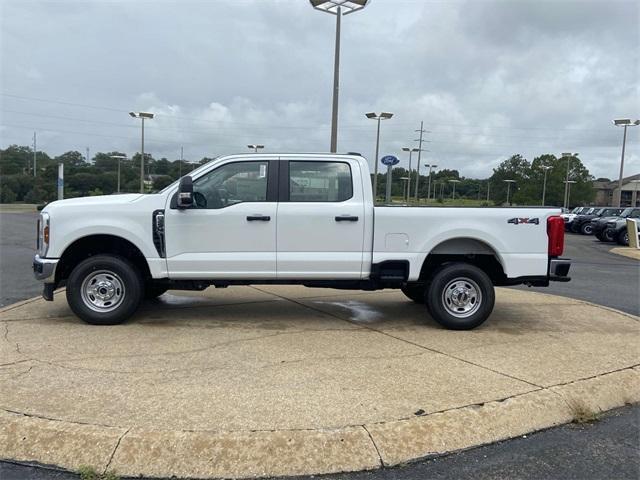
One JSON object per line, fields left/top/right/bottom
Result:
{"left": 1, "top": 287, "right": 639, "bottom": 478}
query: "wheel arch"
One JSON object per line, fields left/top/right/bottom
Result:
{"left": 55, "top": 234, "right": 152, "bottom": 284}
{"left": 418, "top": 237, "right": 507, "bottom": 284}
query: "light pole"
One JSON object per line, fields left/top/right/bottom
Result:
{"left": 402, "top": 147, "right": 419, "bottom": 202}
{"left": 486, "top": 181, "right": 491, "bottom": 202}
{"left": 561, "top": 152, "right": 578, "bottom": 209}
{"left": 564, "top": 180, "right": 577, "bottom": 208}
{"left": 541, "top": 165, "right": 552, "bottom": 206}
{"left": 110, "top": 155, "right": 127, "bottom": 193}
{"left": 449, "top": 179, "right": 460, "bottom": 200}
{"left": 129, "top": 111, "right": 154, "bottom": 193}
{"left": 504, "top": 179, "right": 515, "bottom": 205}
{"left": 310, "top": 0, "right": 370, "bottom": 153}
{"left": 366, "top": 112, "right": 393, "bottom": 201}
{"left": 425, "top": 164, "right": 438, "bottom": 203}
{"left": 247, "top": 144, "right": 264, "bottom": 153}
{"left": 613, "top": 119, "right": 640, "bottom": 207}
{"left": 631, "top": 179, "right": 640, "bottom": 207}
{"left": 412, "top": 148, "right": 429, "bottom": 202}
{"left": 400, "top": 176, "right": 410, "bottom": 202}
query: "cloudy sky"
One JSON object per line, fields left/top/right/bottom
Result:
{"left": 1, "top": 0, "right": 638, "bottom": 179}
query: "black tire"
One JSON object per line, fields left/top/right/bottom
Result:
{"left": 581, "top": 223, "right": 594, "bottom": 235}
{"left": 617, "top": 229, "right": 629, "bottom": 246}
{"left": 144, "top": 283, "right": 168, "bottom": 300}
{"left": 66, "top": 255, "right": 143, "bottom": 325}
{"left": 401, "top": 283, "right": 426, "bottom": 304}
{"left": 603, "top": 229, "right": 615, "bottom": 242}
{"left": 425, "top": 263, "right": 495, "bottom": 330}
{"left": 570, "top": 222, "right": 580, "bottom": 233}
{"left": 595, "top": 231, "right": 604, "bottom": 241}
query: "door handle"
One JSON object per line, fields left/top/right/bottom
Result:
{"left": 335, "top": 215, "right": 359, "bottom": 222}
{"left": 247, "top": 215, "right": 271, "bottom": 221}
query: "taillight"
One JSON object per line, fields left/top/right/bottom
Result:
{"left": 547, "top": 215, "right": 564, "bottom": 256}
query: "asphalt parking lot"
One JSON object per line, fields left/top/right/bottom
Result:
{"left": 1, "top": 211, "right": 639, "bottom": 479}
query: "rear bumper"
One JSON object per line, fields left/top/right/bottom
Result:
{"left": 549, "top": 258, "right": 571, "bottom": 282}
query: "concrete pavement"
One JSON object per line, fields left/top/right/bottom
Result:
{"left": 1, "top": 286, "right": 638, "bottom": 478}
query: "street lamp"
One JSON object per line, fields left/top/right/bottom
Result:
{"left": 110, "top": 154, "right": 127, "bottom": 193}
{"left": 541, "top": 165, "right": 552, "bottom": 206}
{"left": 561, "top": 152, "right": 578, "bottom": 209}
{"left": 402, "top": 147, "right": 419, "bottom": 202}
{"left": 247, "top": 144, "right": 264, "bottom": 153}
{"left": 366, "top": 112, "right": 393, "bottom": 201}
{"left": 400, "top": 176, "right": 410, "bottom": 202}
{"left": 564, "top": 180, "right": 577, "bottom": 208}
{"left": 613, "top": 119, "right": 640, "bottom": 207}
{"left": 310, "top": 0, "right": 370, "bottom": 153}
{"left": 504, "top": 179, "right": 516, "bottom": 205}
{"left": 424, "top": 164, "right": 438, "bottom": 202}
{"left": 129, "top": 111, "right": 154, "bottom": 193}
{"left": 449, "top": 179, "right": 461, "bottom": 200}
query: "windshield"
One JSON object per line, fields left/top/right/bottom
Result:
{"left": 594, "top": 208, "right": 605, "bottom": 215}
{"left": 620, "top": 208, "right": 633, "bottom": 217}
{"left": 571, "top": 207, "right": 581, "bottom": 213}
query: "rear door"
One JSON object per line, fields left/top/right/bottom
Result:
{"left": 276, "top": 158, "right": 365, "bottom": 279}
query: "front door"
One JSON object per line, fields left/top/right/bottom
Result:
{"left": 276, "top": 159, "right": 365, "bottom": 279}
{"left": 164, "top": 160, "right": 278, "bottom": 279}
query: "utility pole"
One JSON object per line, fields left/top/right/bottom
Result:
{"left": 179, "top": 146, "right": 183, "bottom": 177}
{"left": 541, "top": 165, "right": 552, "bottom": 206}
{"left": 86, "top": 147, "right": 90, "bottom": 164}
{"left": 414, "top": 121, "right": 430, "bottom": 201}
{"left": 486, "top": 181, "right": 490, "bottom": 202}
{"left": 32, "top": 132, "right": 37, "bottom": 177}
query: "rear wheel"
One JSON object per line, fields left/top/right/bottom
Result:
{"left": 570, "top": 222, "right": 581, "bottom": 233}
{"left": 66, "top": 255, "right": 143, "bottom": 325}
{"left": 426, "top": 263, "right": 495, "bottom": 330}
{"left": 581, "top": 223, "right": 594, "bottom": 235}
{"left": 401, "top": 283, "right": 426, "bottom": 304}
{"left": 603, "top": 229, "right": 615, "bottom": 242}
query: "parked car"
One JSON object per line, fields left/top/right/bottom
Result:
{"left": 33, "top": 153, "right": 570, "bottom": 330}
{"left": 571, "top": 207, "right": 624, "bottom": 235}
{"left": 562, "top": 206, "right": 590, "bottom": 231}
{"left": 593, "top": 207, "right": 640, "bottom": 242}
{"left": 603, "top": 212, "right": 640, "bottom": 245}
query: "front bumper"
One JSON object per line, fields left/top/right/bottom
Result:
{"left": 33, "top": 254, "right": 59, "bottom": 282}
{"left": 549, "top": 258, "right": 571, "bottom": 282}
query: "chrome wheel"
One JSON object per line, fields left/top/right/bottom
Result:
{"left": 80, "top": 270, "right": 125, "bottom": 313}
{"left": 442, "top": 277, "right": 482, "bottom": 318}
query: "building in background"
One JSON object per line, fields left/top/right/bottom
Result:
{"left": 593, "top": 173, "right": 640, "bottom": 206}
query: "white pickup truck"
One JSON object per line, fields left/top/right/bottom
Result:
{"left": 33, "top": 153, "right": 570, "bottom": 330}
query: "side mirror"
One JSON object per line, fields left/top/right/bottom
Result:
{"left": 177, "top": 176, "right": 193, "bottom": 208}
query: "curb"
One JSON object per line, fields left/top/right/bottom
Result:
{"left": 609, "top": 247, "right": 640, "bottom": 261}
{"left": 1, "top": 367, "right": 638, "bottom": 479}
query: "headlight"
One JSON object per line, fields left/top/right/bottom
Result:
{"left": 37, "top": 212, "right": 50, "bottom": 256}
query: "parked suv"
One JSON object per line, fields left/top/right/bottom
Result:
{"left": 571, "top": 207, "right": 623, "bottom": 235}
{"left": 593, "top": 207, "right": 640, "bottom": 242}
{"left": 603, "top": 210, "right": 640, "bottom": 245}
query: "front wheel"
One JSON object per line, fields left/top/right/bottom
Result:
{"left": 581, "top": 223, "right": 594, "bottom": 235}
{"left": 66, "top": 255, "right": 143, "bottom": 325}
{"left": 617, "top": 229, "right": 629, "bottom": 246}
{"left": 426, "top": 263, "right": 495, "bottom": 330}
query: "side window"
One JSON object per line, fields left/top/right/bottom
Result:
{"left": 289, "top": 161, "right": 353, "bottom": 202}
{"left": 192, "top": 161, "right": 268, "bottom": 209}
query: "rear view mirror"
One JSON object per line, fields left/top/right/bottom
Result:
{"left": 177, "top": 176, "right": 194, "bottom": 208}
